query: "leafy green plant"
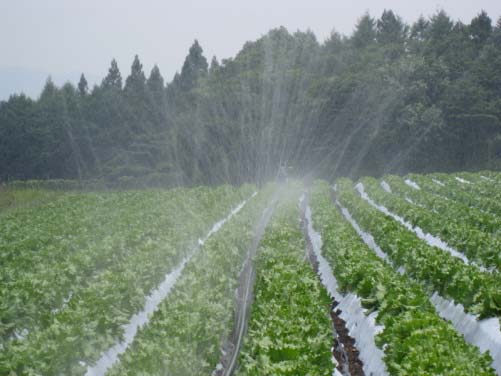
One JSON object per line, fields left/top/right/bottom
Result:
{"left": 237, "top": 191, "right": 333, "bottom": 376}
{"left": 336, "top": 178, "right": 501, "bottom": 320}
{"left": 407, "top": 172, "right": 501, "bottom": 217}
{"left": 106, "top": 186, "right": 273, "bottom": 376}
{"left": 312, "top": 180, "right": 495, "bottom": 375}
{"left": 361, "top": 175, "right": 501, "bottom": 270}
{"left": 0, "top": 184, "right": 254, "bottom": 375}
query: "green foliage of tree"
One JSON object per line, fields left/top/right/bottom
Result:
{"left": 376, "top": 10, "right": 407, "bottom": 45}
{"left": 179, "top": 40, "right": 208, "bottom": 92}
{"left": 209, "top": 56, "right": 220, "bottom": 75}
{"left": 124, "top": 55, "right": 146, "bottom": 98}
{"left": 1, "top": 9, "right": 501, "bottom": 185}
{"left": 102, "top": 58, "right": 122, "bottom": 90}
{"left": 78, "top": 74, "right": 88, "bottom": 96}
{"left": 470, "top": 10, "right": 492, "bottom": 47}
{"left": 352, "top": 13, "right": 376, "bottom": 48}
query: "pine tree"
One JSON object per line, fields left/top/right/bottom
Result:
{"left": 428, "top": 10, "right": 454, "bottom": 41}
{"left": 179, "top": 40, "right": 208, "bottom": 92}
{"left": 147, "top": 65, "right": 164, "bottom": 99}
{"left": 39, "top": 77, "right": 58, "bottom": 102}
{"left": 102, "top": 59, "right": 122, "bottom": 90}
{"left": 147, "top": 65, "right": 167, "bottom": 126}
{"left": 352, "top": 13, "right": 376, "bottom": 48}
{"left": 209, "top": 56, "right": 220, "bottom": 74}
{"left": 421, "top": 10, "right": 455, "bottom": 58}
{"left": 121, "top": 55, "right": 150, "bottom": 135}
{"left": 0, "top": 94, "right": 37, "bottom": 180}
{"left": 492, "top": 17, "right": 501, "bottom": 47}
{"left": 166, "top": 72, "right": 181, "bottom": 105}
{"left": 376, "top": 10, "right": 407, "bottom": 45}
{"left": 470, "top": 10, "right": 492, "bottom": 47}
{"left": 78, "top": 74, "right": 88, "bottom": 96}
{"left": 124, "top": 55, "right": 146, "bottom": 97}
{"left": 410, "top": 16, "right": 430, "bottom": 42}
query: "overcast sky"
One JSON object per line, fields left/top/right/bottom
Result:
{"left": 1, "top": 0, "right": 500, "bottom": 99}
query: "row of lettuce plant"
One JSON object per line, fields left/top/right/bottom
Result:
{"left": 336, "top": 179, "right": 501, "bottom": 321}
{"left": 106, "top": 186, "right": 274, "bottom": 375}
{"left": 236, "top": 189, "right": 333, "bottom": 375}
{"left": 456, "top": 171, "right": 501, "bottom": 185}
{"left": 1, "top": 186, "right": 250, "bottom": 339}
{"left": 406, "top": 173, "right": 501, "bottom": 218}
{"left": 384, "top": 175, "right": 500, "bottom": 237}
{"left": 432, "top": 171, "right": 501, "bottom": 203}
{"left": 454, "top": 171, "right": 501, "bottom": 201}
{"left": 311, "top": 181, "right": 495, "bottom": 375}
{"left": 0, "top": 185, "right": 253, "bottom": 375}
{"left": 360, "top": 176, "right": 500, "bottom": 271}
{"left": 1, "top": 190, "right": 163, "bottom": 340}
{"left": 5, "top": 176, "right": 186, "bottom": 191}
{"left": 0, "top": 187, "right": 64, "bottom": 214}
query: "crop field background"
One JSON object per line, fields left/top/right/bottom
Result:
{"left": 0, "top": 171, "right": 500, "bottom": 375}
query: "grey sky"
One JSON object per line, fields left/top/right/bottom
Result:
{"left": 1, "top": 0, "right": 500, "bottom": 99}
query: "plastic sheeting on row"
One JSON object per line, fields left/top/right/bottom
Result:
{"left": 305, "top": 204, "right": 388, "bottom": 376}
{"left": 84, "top": 192, "right": 257, "bottom": 376}
{"left": 347, "top": 184, "right": 501, "bottom": 373}
{"left": 432, "top": 178, "right": 446, "bottom": 187}
{"left": 430, "top": 293, "right": 501, "bottom": 374}
{"left": 337, "top": 202, "right": 390, "bottom": 264}
{"left": 455, "top": 176, "right": 472, "bottom": 184}
{"left": 354, "top": 183, "right": 478, "bottom": 268}
{"left": 404, "top": 179, "right": 420, "bottom": 190}
{"left": 480, "top": 176, "right": 494, "bottom": 182}
{"left": 380, "top": 180, "right": 392, "bottom": 193}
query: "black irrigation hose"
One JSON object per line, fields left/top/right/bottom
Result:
{"left": 221, "top": 200, "right": 277, "bottom": 376}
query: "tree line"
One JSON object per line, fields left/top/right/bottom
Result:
{"left": 1, "top": 9, "right": 500, "bottom": 185}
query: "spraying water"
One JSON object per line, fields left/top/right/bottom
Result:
{"left": 85, "top": 193, "right": 255, "bottom": 376}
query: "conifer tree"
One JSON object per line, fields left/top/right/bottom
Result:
{"left": 102, "top": 59, "right": 122, "bottom": 90}
{"left": 146, "top": 65, "right": 167, "bottom": 127}
{"left": 410, "top": 16, "right": 429, "bottom": 41}
{"left": 352, "top": 13, "right": 376, "bottom": 48}
{"left": 428, "top": 10, "right": 454, "bottom": 42}
{"left": 78, "top": 73, "right": 88, "bottom": 96}
{"left": 40, "top": 77, "right": 57, "bottom": 100}
{"left": 147, "top": 65, "right": 164, "bottom": 99}
{"left": 376, "top": 10, "right": 407, "bottom": 45}
{"left": 470, "top": 10, "right": 492, "bottom": 47}
{"left": 179, "top": 40, "right": 208, "bottom": 92}
{"left": 209, "top": 56, "right": 220, "bottom": 74}
{"left": 492, "top": 17, "right": 501, "bottom": 46}
{"left": 124, "top": 55, "right": 146, "bottom": 97}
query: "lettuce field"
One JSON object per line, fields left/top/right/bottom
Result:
{"left": 1, "top": 172, "right": 500, "bottom": 375}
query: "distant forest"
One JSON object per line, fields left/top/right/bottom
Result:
{"left": 1, "top": 10, "right": 501, "bottom": 186}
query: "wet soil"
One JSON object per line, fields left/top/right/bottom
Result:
{"left": 300, "top": 194, "right": 365, "bottom": 376}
